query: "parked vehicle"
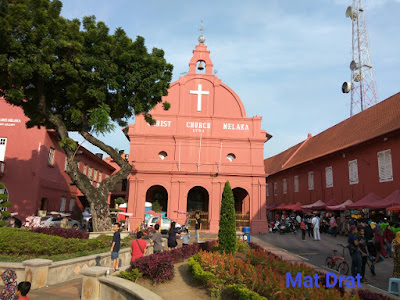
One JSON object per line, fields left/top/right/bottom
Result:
{"left": 145, "top": 215, "right": 181, "bottom": 234}
{"left": 41, "top": 216, "right": 80, "bottom": 229}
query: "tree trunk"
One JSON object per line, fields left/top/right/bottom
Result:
{"left": 90, "top": 198, "right": 112, "bottom": 232}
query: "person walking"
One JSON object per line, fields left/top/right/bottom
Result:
{"left": 305, "top": 215, "right": 313, "bottom": 238}
{"left": 110, "top": 223, "right": 121, "bottom": 272}
{"left": 358, "top": 227, "right": 369, "bottom": 283}
{"left": 374, "top": 223, "right": 388, "bottom": 258}
{"left": 194, "top": 212, "right": 201, "bottom": 243}
{"left": 168, "top": 222, "right": 180, "bottom": 249}
{"left": 1, "top": 269, "right": 18, "bottom": 300}
{"left": 311, "top": 214, "right": 320, "bottom": 241}
{"left": 330, "top": 215, "right": 338, "bottom": 238}
{"left": 384, "top": 223, "right": 395, "bottom": 257}
{"left": 300, "top": 218, "right": 306, "bottom": 241}
{"left": 150, "top": 224, "right": 164, "bottom": 254}
{"left": 348, "top": 225, "right": 362, "bottom": 279}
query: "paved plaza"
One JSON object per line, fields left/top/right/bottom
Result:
{"left": 252, "top": 231, "right": 394, "bottom": 293}
{"left": 17, "top": 232, "right": 397, "bottom": 299}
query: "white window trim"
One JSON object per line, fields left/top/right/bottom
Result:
{"left": 325, "top": 166, "right": 333, "bottom": 188}
{"left": 273, "top": 182, "right": 278, "bottom": 196}
{"left": 378, "top": 149, "right": 393, "bottom": 182}
{"left": 283, "top": 179, "right": 287, "bottom": 194}
{"left": 0, "top": 137, "right": 7, "bottom": 161}
{"left": 266, "top": 183, "right": 269, "bottom": 197}
{"left": 60, "top": 197, "right": 66, "bottom": 212}
{"left": 294, "top": 176, "right": 299, "bottom": 193}
{"left": 48, "top": 148, "right": 55, "bottom": 165}
{"left": 348, "top": 159, "right": 359, "bottom": 185}
{"left": 69, "top": 198, "right": 75, "bottom": 211}
{"left": 308, "top": 171, "right": 314, "bottom": 190}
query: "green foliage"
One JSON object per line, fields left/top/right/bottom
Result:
{"left": 120, "top": 269, "right": 142, "bottom": 282}
{"left": 115, "top": 197, "right": 125, "bottom": 205}
{"left": 152, "top": 200, "right": 161, "bottom": 212}
{"left": 218, "top": 181, "right": 236, "bottom": 254}
{"left": 0, "top": 0, "right": 173, "bottom": 131}
{"left": 58, "top": 138, "right": 78, "bottom": 152}
{"left": 0, "top": 228, "right": 131, "bottom": 257}
{"left": 188, "top": 255, "right": 225, "bottom": 286}
{"left": 162, "top": 101, "right": 171, "bottom": 110}
{"left": 0, "top": 182, "right": 11, "bottom": 225}
{"left": 236, "top": 239, "right": 250, "bottom": 252}
{"left": 225, "top": 284, "right": 268, "bottom": 300}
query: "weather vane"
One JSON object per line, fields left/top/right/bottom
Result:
{"left": 198, "top": 19, "right": 206, "bottom": 43}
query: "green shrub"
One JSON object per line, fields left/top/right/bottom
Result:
{"left": 218, "top": 181, "right": 236, "bottom": 254}
{"left": 0, "top": 227, "right": 115, "bottom": 257}
{"left": 152, "top": 200, "right": 161, "bottom": 212}
{"left": 226, "top": 284, "right": 268, "bottom": 300}
{"left": 120, "top": 269, "right": 142, "bottom": 282}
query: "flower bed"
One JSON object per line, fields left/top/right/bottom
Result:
{"left": 32, "top": 227, "right": 89, "bottom": 239}
{"left": 128, "top": 240, "right": 218, "bottom": 283}
{"left": 188, "top": 243, "right": 357, "bottom": 300}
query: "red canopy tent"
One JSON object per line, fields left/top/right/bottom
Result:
{"left": 274, "top": 203, "right": 292, "bottom": 210}
{"left": 267, "top": 204, "right": 278, "bottom": 210}
{"left": 374, "top": 190, "right": 400, "bottom": 209}
{"left": 326, "top": 199, "right": 354, "bottom": 211}
{"left": 285, "top": 202, "right": 304, "bottom": 211}
{"left": 301, "top": 200, "right": 325, "bottom": 209}
{"left": 347, "top": 193, "right": 382, "bottom": 209}
{"left": 324, "top": 199, "right": 340, "bottom": 207}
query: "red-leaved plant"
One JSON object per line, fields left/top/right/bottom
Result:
{"left": 32, "top": 227, "right": 89, "bottom": 239}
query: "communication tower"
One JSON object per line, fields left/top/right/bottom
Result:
{"left": 341, "top": 0, "right": 378, "bottom": 116}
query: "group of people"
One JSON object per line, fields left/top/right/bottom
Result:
{"left": 1, "top": 269, "right": 31, "bottom": 300}
{"left": 110, "top": 212, "right": 202, "bottom": 270}
{"left": 348, "top": 219, "right": 400, "bottom": 282}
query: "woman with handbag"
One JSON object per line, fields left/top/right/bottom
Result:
{"left": 131, "top": 231, "right": 147, "bottom": 265}
{"left": 168, "top": 222, "right": 180, "bottom": 249}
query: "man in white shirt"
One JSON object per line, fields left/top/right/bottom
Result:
{"left": 311, "top": 214, "right": 320, "bottom": 241}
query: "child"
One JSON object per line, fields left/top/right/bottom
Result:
{"left": 1, "top": 269, "right": 18, "bottom": 300}
{"left": 15, "top": 281, "right": 31, "bottom": 300}
{"left": 181, "top": 229, "right": 190, "bottom": 246}
{"left": 110, "top": 223, "right": 121, "bottom": 272}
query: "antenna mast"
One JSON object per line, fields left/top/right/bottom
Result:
{"left": 341, "top": 0, "right": 378, "bottom": 116}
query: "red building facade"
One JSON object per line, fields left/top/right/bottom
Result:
{"left": 126, "top": 37, "right": 270, "bottom": 233}
{"left": 0, "top": 97, "right": 115, "bottom": 220}
{"left": 265, "top": 93, "right": 400, "bottom": 206}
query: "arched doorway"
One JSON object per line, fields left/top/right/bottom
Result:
{"left": 187, "top": 186, "right": 209, "bottom": 230}
{"left": 146, "top": 185, "right": 168, "bottom": 214}
{"left": 232, "top": 187, "right": 250, "bottom": 229}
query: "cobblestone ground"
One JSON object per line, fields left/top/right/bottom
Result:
{"left": 252, "top": 231, "right": 396, "bottom": 295}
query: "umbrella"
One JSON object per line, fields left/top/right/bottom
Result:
{"left": 326, "top": 199, "right": 354, "bottom": 211}
{"left": 285, "top": 202, "right": 303, "bottom": 211}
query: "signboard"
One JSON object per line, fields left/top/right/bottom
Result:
{"left": 0, "top": 118, "right": 21, "bottom": 127}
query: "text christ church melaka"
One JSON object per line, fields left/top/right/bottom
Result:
{"left": 125, "top": 34, "right": 271, "bottom": 233}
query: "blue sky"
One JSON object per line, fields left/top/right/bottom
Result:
{"left": 62, "top": 0, "right": 400, "bottom": 159}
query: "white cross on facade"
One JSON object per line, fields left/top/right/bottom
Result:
{"left": 190, "top": 84, "right": 209, "bottom": 112}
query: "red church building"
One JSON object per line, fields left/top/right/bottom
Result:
{"left": 0, "top": 97, "right": 115, "bottom": 220}
{"left": 264, "top": 93, "right": 400, "bottom": 207}
{"left": 125, "top": 35, "right": 271, "bottom": 233}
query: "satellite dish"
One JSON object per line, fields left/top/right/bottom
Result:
{"left": 350, "top": 60, "right": 357, "bottom": 71}
{"left": 342, "top": 82, "right": 351, "bottom": 93}
{"left": 345, "top": 6, "right": 353, "bottom": 18}
{"left": 345, "top": 6, "right": 358, "bottom": 21}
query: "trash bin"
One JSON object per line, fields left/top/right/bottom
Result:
{"left": 242, "top": 226, "right": 250, "bottom": 242}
